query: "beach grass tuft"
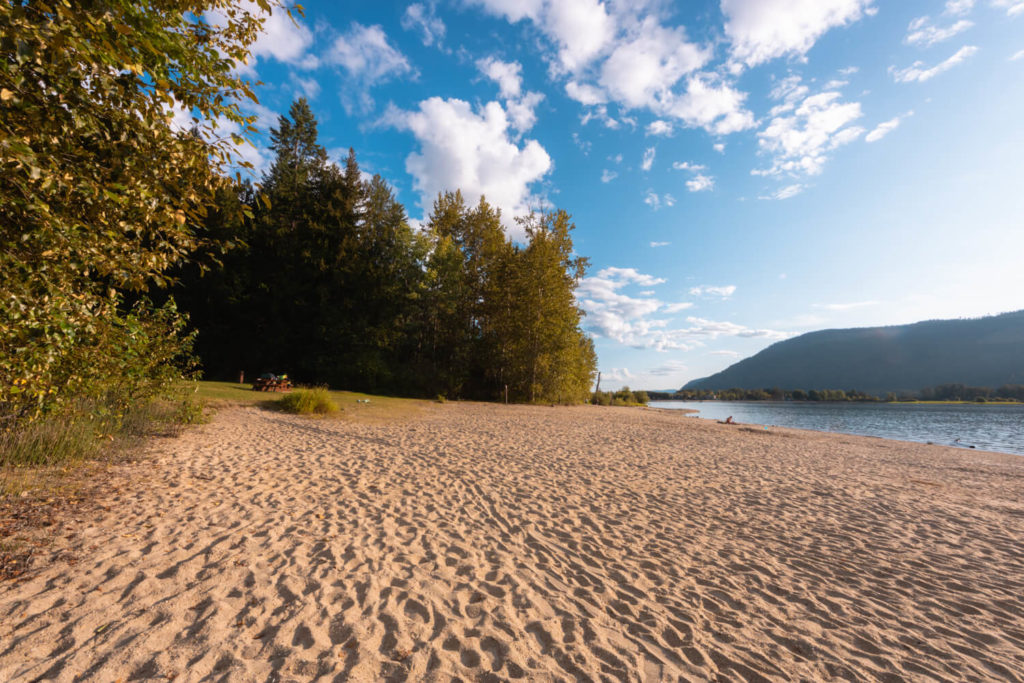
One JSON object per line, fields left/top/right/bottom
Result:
{"left": 278, "top": 388, "right": 339, "bottom": 415}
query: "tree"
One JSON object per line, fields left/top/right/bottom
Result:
{"left": 1, "top": 0, "right": 276, "bottom": 420}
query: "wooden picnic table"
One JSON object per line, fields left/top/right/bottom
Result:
{"left": 252, "top": 377, "right": 292, "bottom": 392}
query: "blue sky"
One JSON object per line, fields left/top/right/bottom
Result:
{"left": 211, "top": 0, "right": 1024, "bottom": 390}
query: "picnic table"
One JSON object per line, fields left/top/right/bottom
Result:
{"left": 252, "top": 374, "right": 292, "bottom": 392}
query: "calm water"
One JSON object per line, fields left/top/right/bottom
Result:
{"left": 649, "top": 401, "right": 1024, "bottom": 456}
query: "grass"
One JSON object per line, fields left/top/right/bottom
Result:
{"left": 195, "top": 380, "right": 430, "bottom": 421}
{"left": 278, "top": 388, "right": 338, "bottom": 415}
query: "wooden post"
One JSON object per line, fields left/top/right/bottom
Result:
{"left": 505, "top": 385, "right": 508, "bottom": 404}
{"left": 239, "top": 370, "right": 245, "bottom": 384}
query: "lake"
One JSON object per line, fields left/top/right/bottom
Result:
{"left": 649, "top": 401, "right": 1024, "bottom": 456}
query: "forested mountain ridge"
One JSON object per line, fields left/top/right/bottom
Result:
{"left": 683, "top": 310, "right": 1024, "bottom": 395}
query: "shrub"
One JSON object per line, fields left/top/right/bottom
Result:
{"left": 278, "top": 388, "right": 338, "bottom": 415}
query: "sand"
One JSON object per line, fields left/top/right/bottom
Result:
{"left": 2, "top": 402, "right": 1024, "bottom": 682}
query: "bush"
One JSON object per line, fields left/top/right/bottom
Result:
{"left": 278, "top": 388, "right": 338, "bottom": 415}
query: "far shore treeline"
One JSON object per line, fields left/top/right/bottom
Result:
{"left": 646, "top": 383, "right": 1024, "bottom": 403}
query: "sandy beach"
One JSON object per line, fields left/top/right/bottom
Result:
{"left": 2, "top": 402, "right": 1024, "bottom": 681}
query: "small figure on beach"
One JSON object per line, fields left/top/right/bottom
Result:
{"left": 725, "top": 416, "right": 734, "bottom": 424}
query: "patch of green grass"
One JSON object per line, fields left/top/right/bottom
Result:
{"left": 278, "top": 388, "right": 339, "bottom": 415}
{"left": 194, "top": 381, "right": 429, "bottom": 420}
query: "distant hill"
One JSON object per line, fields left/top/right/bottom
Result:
{"left": 683, "top": 310, "right": 1024, "bottom": 395}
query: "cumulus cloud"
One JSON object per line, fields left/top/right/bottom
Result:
{"left": 905, "top": 17, "right": 973, "bottom": 47}
{"left": 402, "top": 3, "right": 446, "bottom": 46}
{"left": 992, "top": 0, "right": 1024, "bottom": 17}
{"left": 577, "top": 268, "right": 784, "bottom": 351}
{"left": 475, "top": 1, "right": 753, "bottom": 136}
{"left": 641, "top": 146, "right": 656, "bottom": 171}
{"left": 646, "top": 120, "right": 674, "bottom": 136}
{"left": 689, "top": 285, "right": 736, "bottom": 298}
{"left": 601, "top": 368, "right": 637, "bottom": 384}
{"left": 945, "top": 0, "right": 975, "bottom": 14}
{"left": 713, "top": 143, "right": 726, "bottom": 153}
{"left": 663, "top": 76, "right": 755, "bottom": 134}
{"left": 477, "top": 57, "right": 523, "bottom": 98}
{"left": 477, "top": 58, "right": 545, "bottom": 133}
{"left": 890, "top": 45, "right": 979, "bottom": 82}
{"left": 643, "top": 191, "right": 674, "bottom": 210}
{"left": 598, "top": 17, "right": 708, "bottom": 108}
{"left": 601, "top": 169, "right": 618, "bottom": 183}
{"left": 328, "top": 23, "right": 412, "bottom": 80}
{"left": 672, "top": 161, "right": 706, "bottom": 171}
{"left": 328, "top": 24, "right": 413, "bottom": 110}
{"left": 722, "top": 0, "right": 876, "bottom": 68}
{"left": 470, "top": 0, "right": 613, "bottom": 72}
{"left": 754, "top": 88, "right": 864, "bottom": 177}
{"left": 387, "top": 97, "right": 552, "bottom": 237}
{"left": 650, "top": 241, "right": 670, "bottom": 247}
{"left": 686, "top": 174, "right": 714, "bottom": 192}
{"left": 865, "top": 111, "right": 912, "bottom": 142}
{"left": 565, "top": 80, "right": 607, "bottom": 105}
{"left": 206, "top": 2, "right": 316, "bottom": 75}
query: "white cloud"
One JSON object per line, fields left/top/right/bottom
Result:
{"left": 722, "top": 0, "right": 876, "bottom": 68}
{"left": 713, "top": 143, "right": 726, "bottom": 153}
{"left": 477, "top": 58, "right": 545, "bottom": 133}
{"left": 664, "top": 76, "right": 755, "bottom": 134}
{"left": 471, "top": 0, "right": 613, "bottom": 72}
{"left": 709, "top": 350, "right": 742, "bottom": 357}
{"left": 905, "top": 17, "right": 973, "bottom": 47}
{"left": 402, "top": 3, "right": 446, "bottom": 46}
{"left": 578, "top": 268, "right": 784, "bottom": 351}
{"left": 672, "top": 161, "right": 706, "bottom": 171}
{"left": 815, "top": 300, "right": 880, "bottom": 311}
{"left": 601, "top": 169, "right": 618, "bottom": 183}
{"left": 641, "top": 146, "right": 656, "bottom": 171}
{"left": 387, "top": 97, "right": 552, "bottom": 236}
{"left": 477, "top": 57, "right": 523, "bottom": 98}
{"left": 890, "top": 45, "right": 979, "bottom": 82}
{"left": 646, "top": 120, "right": 674, "bottom": 136}
{"left": 328, "top": 24, "right": 413, "bottom": 110}
{"left": 992, "top": 0, "right": 1024, "bottom": 17}
{"left": 643, "top": 190, "right": 674, "bottom": 210}
{"left": 755, "top": 90, "right": 864, "bottom": 177}
{"left": 1012, "top": 49, "right": 1024, "bottom": 61}
{"left": 565, "top": 80, "right": 607, "bottom": 105}
{"left": 328, "top": 24, "right": 412, "bottom": 80}
{"left": 602, "top": 367, "right": 635, "bottom": 383}
{"left": 760, "top": 184, "right": 805, "bottom": 200}
{"left": 206, "top": 2, "right": 315, "bottom": 75}
{"left": 686, "top": 174, "right": 714, "bottom": 192}
{"left": 505, "top": 91, "right": 545, "bottom": 133}
{"left": 865, "top": 111, "right": 912, "bottom": 142}
{"left": 945, "top": 0, "right": 975, "bottom": 14}
{"left": 598, "top": 17, "right": 708, "bottom": 108}
{"left": 689, "top": 285, "right": 736, "bottom": 298}
{"left": 294, "top": 76, "right": 320, "bottom": 99}
{"left": 650, "top": 241, "right": 670, "bottom": 247}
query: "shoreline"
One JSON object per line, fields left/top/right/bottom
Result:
{"left": 3, "top": 402, "right": 1023, "bottom": 680}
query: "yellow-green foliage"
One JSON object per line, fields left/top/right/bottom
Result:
{"left": 279, "top": 388, "right": 339, "bottom": 415}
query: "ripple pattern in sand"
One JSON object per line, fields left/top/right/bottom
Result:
{"left": 2, "top": 403, "right": 1024, "bottom": 681}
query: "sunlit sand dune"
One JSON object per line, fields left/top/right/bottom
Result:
{"left": 3, "top": 403, "right": 1024, "bottom": 681}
